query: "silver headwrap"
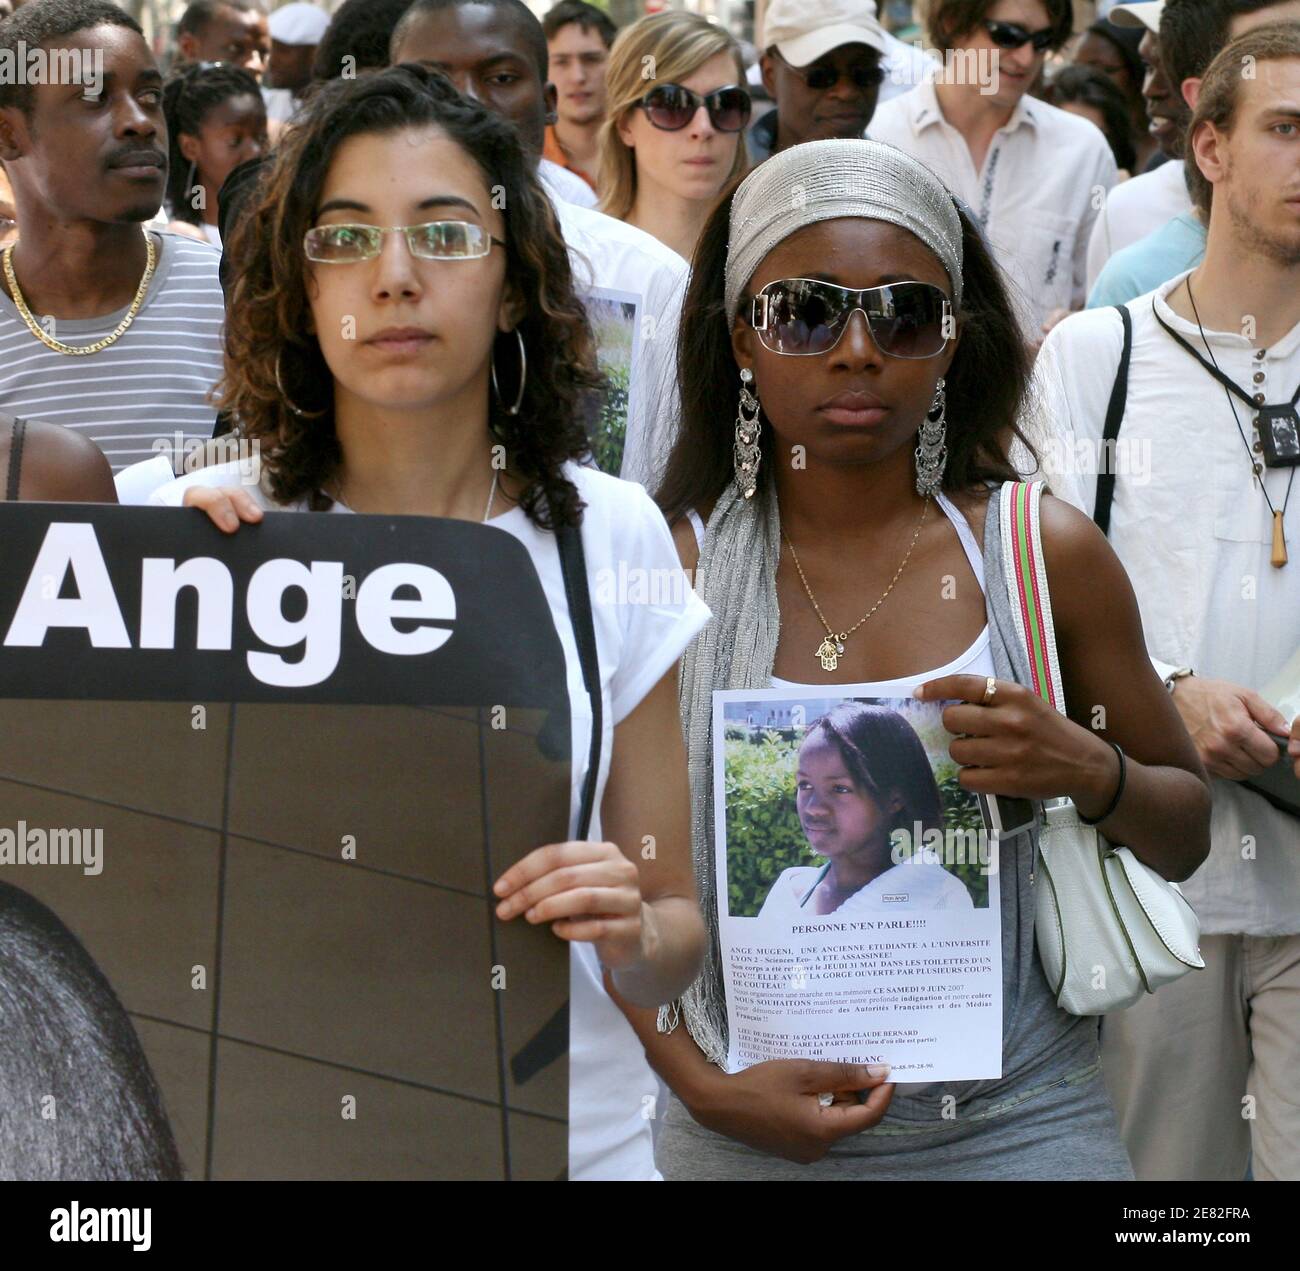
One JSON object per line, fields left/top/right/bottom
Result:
{"left": 723, "top": 138, "right": 964, "bottom": 325}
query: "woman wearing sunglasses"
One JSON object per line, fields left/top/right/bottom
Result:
{"left": 150, "top": 65, "right": 710, "bottom": 1181}
{"left": 611, "top": 139, "right": 1210, "bottom": 1180}
{"left": 598, "top": 11, "right": 750, "bottom": 262}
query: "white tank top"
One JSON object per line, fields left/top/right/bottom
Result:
{"left": 687, "top": 491, "right": 995, "bottom": 692}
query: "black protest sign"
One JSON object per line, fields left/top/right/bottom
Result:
{"left": 0, "top": 505, "right": 571, "bottom": 1180}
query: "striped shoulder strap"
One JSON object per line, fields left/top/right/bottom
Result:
{"left": 998, "top": 481, "right": 1066, "bottom": 716}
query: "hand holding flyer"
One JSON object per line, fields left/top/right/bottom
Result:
{"left": 713, "top": 689, "right": 1003, "bottom": 1083}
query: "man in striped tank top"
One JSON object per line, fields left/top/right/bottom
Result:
{"left": 0, "top": 0, "right": 225, "bottom": 477}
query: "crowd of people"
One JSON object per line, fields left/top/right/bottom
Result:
{"left": 0, "top": 0, "right": 1296, "bottom": 1185}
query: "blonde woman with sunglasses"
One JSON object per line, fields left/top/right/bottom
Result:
{"left": 598, "top": 11, "right": 750, "bottom": 262}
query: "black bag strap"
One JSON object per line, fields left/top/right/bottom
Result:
{"left": 5, "top": 415, "right": 26, "bottom": 502}
{"left": 554, "top": 515, "right": 602, "bottom": 840}
{"left": 1093, "top": 304, "right": 1133, "bottom": 537}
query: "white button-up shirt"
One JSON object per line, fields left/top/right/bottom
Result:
{"left": 1032, "top": 272, "right": 1300, "bottom": 937}
{"left": 869, "top": 78, "right": 1117, "bottom": 336}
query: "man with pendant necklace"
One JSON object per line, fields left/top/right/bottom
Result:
{"left": 0, "top": 0, "right": 225, "bottom": 477}
{"left": 1033, "top": 23, "right": 1300, "bottom": 1182}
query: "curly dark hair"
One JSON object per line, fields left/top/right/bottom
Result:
{"left": 656, "top": 175, "right": 1035, "bottom": 525}
{"left": 162, "top": 63, "right": 263, "bottom": 226}
{"left": 219, "top": 63, "right": 603, "bottom": 527}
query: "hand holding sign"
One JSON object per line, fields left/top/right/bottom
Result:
{"left": 915, "top": 674, "right": 1119, "bottom": 815}
{"left": 182, "top": 483, "right": 266, "bottom": 532}
{"left": 494, "top": 840, "right": 649, "bottom": 970}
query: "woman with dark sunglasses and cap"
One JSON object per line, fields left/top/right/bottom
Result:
{"left": 598, "top": 10, "right": 750, "bottom": 262}
{"left": 608, "top": 138, "right": 1211, "bottom": 1179}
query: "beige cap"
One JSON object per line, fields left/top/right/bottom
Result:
{"left": 762, "top": 0, "right": 889, "bottom": 68}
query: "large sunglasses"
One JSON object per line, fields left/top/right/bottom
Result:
{"left": 774, "top": 49, "right": 885, "bottom": 92}
{"left": 749, "top": 278, "right": 953, "bottom": 359}
{"left": 983, "top": 19, "right": 1057, "bottom": 52}
{"left": 304, "top": 220, "right": 504, "bottom": 263}
{"left": 637, "top": 83, "right": 752, "bottom": 132}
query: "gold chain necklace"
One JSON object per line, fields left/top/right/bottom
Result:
{"left": 2, "top": 226, "right": 156, "bottom": 356}
{"left": 783, "top": 498, "right": 930, "bottom": 672}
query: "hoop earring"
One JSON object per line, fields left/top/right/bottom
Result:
{"left": 275, "top": 350, "right": 328, "bottom": 419}
{"left": 491, "top": 328, "right": 527, "bottom": 416}
{"left": 915, "top": 376, "right": 948, "bottom": 497}
{"left": 734, "top": 368, "right": 761, "bottom": 499}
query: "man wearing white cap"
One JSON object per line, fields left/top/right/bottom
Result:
{"left": 748, "top": 0, "right": 906, "bottom": 165}
{"left": 263, "top": 2, "right": 330, "bottom": 127}
{"left": 868, "top": 0, "right": 1117, "bottom": 344}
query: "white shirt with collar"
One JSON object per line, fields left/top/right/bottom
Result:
{"left": 878, "top": 30, "right": 940, "bottom": 103}
{"left": 868, "top": 77, "right": 1118, "bottom": 335}
{"left": 1085, "top": 159, "right": 1192, "bottom": 292}
{"left": 1033, "top": 272, "right": 1300, "bottom": 937}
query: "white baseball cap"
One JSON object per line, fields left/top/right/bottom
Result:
{"left": 762, "top": 0, "right": 889, "bottom": 68}
{"left": 1110, "top": 2, "right": 1165, "bottom": 36}
{"left": 269, "top": 2, "right": 331, "bottom": 47}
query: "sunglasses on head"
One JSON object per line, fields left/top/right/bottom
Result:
{"left": 304, "top": 220, "right": 504, "bottom": 263}
{"left": 775, "top": 49, "right": 885, "bottom": 93}
{"left": 636, "top": 83, "right": 752, "bottom": 132}
{"left": 749, "top": 278, "right": 953, "bottom": 359}
{"left": 983, "top": 19, "right": 1057, "bottom": 52}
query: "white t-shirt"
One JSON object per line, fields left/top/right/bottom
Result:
{"left": 868, "top": 79, "right": 1118, "bottom": 335}
{"left": 150, "top": 458, "right": 713, "bottom": 1178}
{"left": 1085, "top": 159, "right": 1191, "bottom": 292}
{"left": 540, "top": 157, "right": 598, "bottom": 210}
{"left": 550, "top": 198, "right": 689, "bottom": 495}
{"left": 759, "top": 853, "right": 975, "bottom": 921}
{"left": 1033, "top": 274, "right": 1300, "bottom": 937}
{"left": 261, "top": 85, "right": 300, "bottom": 125}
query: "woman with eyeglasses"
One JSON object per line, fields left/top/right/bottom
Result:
{"left": 608, "top": 139, "right": 1210, "bottom": 1180}
{"left": 598, "top": 11, "right": 750, "bottom": 262}
{"left": 149, "top": 64, "right": 711, "bottom": 1182}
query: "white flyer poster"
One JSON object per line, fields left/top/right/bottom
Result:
{"left": 713, "top": 689, "right": 1003, "bottom": 1082}
{"left": 581, "top": 284, "right": 642, "bottom": 476}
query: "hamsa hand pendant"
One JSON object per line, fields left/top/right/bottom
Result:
{"left": 816, "top": 637, "right": 841, "bottom": 671}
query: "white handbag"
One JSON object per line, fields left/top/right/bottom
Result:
{"left": 999, "top": 482, "right": 1205, "bottom": 1015}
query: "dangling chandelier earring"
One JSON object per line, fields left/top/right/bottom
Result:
{"left": 915, "top": 376, "right": 948, "bottom": 497}
{"left": 275, "top": 350, "right": 327, "bottom": 418}
{"left": 734, "top": 368, "right": 761, "bottom": 498}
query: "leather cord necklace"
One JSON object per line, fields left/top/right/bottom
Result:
{"left": 1152, "top": 281, "right": 1294, "bottom": 567}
